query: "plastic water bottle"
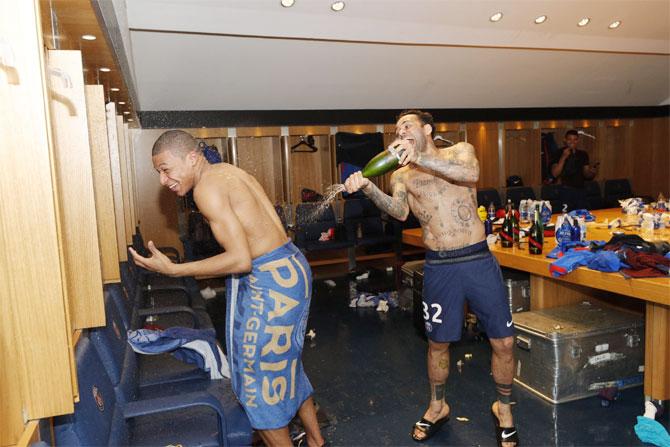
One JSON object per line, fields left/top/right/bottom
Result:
{"left": 487, "top": 202, "right": 496, "bottom": 221}
{"left": 519, "top": 199, "right": 530, "bottom": 222}
{"left": 571, "top": 215, "right": 581, "bottom": 242}
{"left": 579, "top": 217, "right": 587, "bottom": 242}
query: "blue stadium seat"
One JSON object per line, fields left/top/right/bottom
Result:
{"left": 344, "top": 198, "right": 400, "bottom": 252}
{"left": 603, "top": 178, "right": 633, "bottom": 208}
{"left": 477, "top": 188, "right": 503, "bottom": 209}
{"left": 294, "top": 203, "right": 355, "bottom": 253}
{"left": 540, "top": 184, "right": 562, "bottom": 213}
{"left": 55, "top": 333, "right": 250, "bottom": 446}
{"left": 584, "top": 180, "right": 606, "bottom": 210}
{"left": 505, "top": 186, "right": 536, "bottom": 209}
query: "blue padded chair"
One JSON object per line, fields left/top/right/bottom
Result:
{"left": 344, "top": 198, "right": 401, "bottom": 253}
{"left": 91, "top": 290, "right": 251, "bottom": 445}
{"left": 100, "top": 284, "right": 210, "bottom": 389}
{"left": 584, "top": 180, "right": 606, "bottom": 210}
{"left": 603, "top": 178, "right": 633, "bottom": 208}
{"left": 126, "top": 246, "right": 206, "bottom": 311}
{"left": 540, "top": 184, "right": 562, "bottom": 213}
{"left": 294, "top": 203, "right": 355, "bottom": 253}
{"left": 53, "top": 335, "right": 127, "bottom": 445}
{"left": 505, "top": 186, "right": 536, "bottom": 209}
{"left": 477, "top": 188, "right": 503, "bottom": 209}
{"left": 120, "top": 262, "right": 215, "bottom": 336}
{"left": 54, "top": 334, "right": 250, "bottom": 447}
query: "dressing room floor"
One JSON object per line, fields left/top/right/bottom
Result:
{"left": 208, "top": 269, "right": 666, "bottom": 446}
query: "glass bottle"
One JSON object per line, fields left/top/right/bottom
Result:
{"left": 501, "top": 199, "right": 514, "bottom": 248}
{"left": 528, "top": 204, "right": 544, "bottom": 255}
{"left": 361, "top": 145, "right": 404, "bottom": 178}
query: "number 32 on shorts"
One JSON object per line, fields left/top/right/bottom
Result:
{"left": 422, "top": 302, "right": 443, "bottom": 323}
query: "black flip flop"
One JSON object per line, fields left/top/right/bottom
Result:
{"left": 410, "top": 414, "right": 450, "bottom": 442}
{"left": 491, "top": 404, "right": 520, "bottom": 447}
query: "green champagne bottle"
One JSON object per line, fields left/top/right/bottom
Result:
{"left": 361, "top": 145, "right": 403, "bottom": 178}
{"left": 528, "top": 204, "right": 544, "bottom": 255}
{"left": 500, "top": 199, "right": 514, "bottom": 248}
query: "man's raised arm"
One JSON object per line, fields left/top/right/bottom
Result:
{"left": 415, "top": 142, "right": 480, "bottom": 183}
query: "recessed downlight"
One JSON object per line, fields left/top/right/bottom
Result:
{"left": 123, "top": 111, "right": 130, "bottom": 115}
{"left": 489, "top": 12, "right": 503, "bottom": 22}
{"left": 99, "top": 67, "right": 111, "bottom": 72}
{"left": 608, "top": 20, "right": 621, "bottom": 29}
{"left": 118, "top": 101, "right": 126, "bottom": 105}
{"left": 331, "top": 1, "right": 345, "bottom": 12}
{"left": 110, "top": 87, "right": 120, "bottom": 92}
{"left": 81, "top": 34, "right": 96, "bottom": 41}
{"left": 534, "top": 15, "right": 547, "bottom": 24}
{"left": 127, "top": 118, "right": 134, "bottom": 122}
{"left": 280, "top": 0, "right": 294, "bottom": 7}
{"left": 577, "top": 17, "right": 590, "bottom": 27}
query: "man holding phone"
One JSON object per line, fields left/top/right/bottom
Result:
{"left": 551, "top": 129, "right": 599, "bottom": 210}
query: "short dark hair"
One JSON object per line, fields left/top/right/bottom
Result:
{"left": 152, "top": 130, "right": 198, "bottom": 157}
{"left": 397, "top": 109, "right": 435, "bottom": 138}
{"left": 565, "top": 129, "right": 579, "bottom": 138}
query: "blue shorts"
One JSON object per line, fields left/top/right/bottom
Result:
{"left": 422, "top": 241, "right": 514, "bottom": 342}
{"left": 226, "top": 241, "right": 314, "bottom": 430}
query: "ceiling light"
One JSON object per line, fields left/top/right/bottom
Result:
{"left": 118, "top": 101, "right": 126, "bottom": 105}
{"left": 489, "top": 12, "right": 503, "bottom": 22}
{"left": 99, "top": 67, "right": 111, "bottom": 72}
{"left": 608, "top": 20, "right": 621, "bottom": 29}
{"left": 280, "top": 0, "right": 294, "bottom": 7}
{"left": 127, "top": 119, "right": 134, "bottom": 122}
{"left": 110, "top": 87, "right": 120, "bottom": 92}
{"left": 577, "top": 17, "right": 590, "bottom": 27}
{"left": 331, "top": 1, "right": 345, "bottom": 12}
{"left": 534, "top": 15, "right": 547, "bottom": 24}
{"left": 81, "top": 34, "right": 96, "bottom": 41}
{"left": 123, "top": 111, "right": 130, "bottom": 115}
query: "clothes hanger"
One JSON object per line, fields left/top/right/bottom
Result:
{"left": 433, "top": 135, "right": 455, "bottom": 147}
{"left": 291, "top": 135, "right": 318, "bottom": 152}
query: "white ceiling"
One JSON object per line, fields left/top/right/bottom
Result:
{"left": 121, "top": 0, "right": 670, "bottom": 111}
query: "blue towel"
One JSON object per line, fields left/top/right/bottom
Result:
{"left": 634, "top": 416, "right": 670, "bottom": 447}
{"left": 568, "top": 209, "right": 596, "bottom": 222}
{"left": 127, "top": 327, "right": 229, "bottom": 379}
{"left": 549, "top": 249, "right": 622, "bottom": 277}
{"left": 226, "top": 241, "right": 314, "bottom": 430}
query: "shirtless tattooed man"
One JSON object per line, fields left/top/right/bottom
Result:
{"left": 344, "top": 110, "right": 518, "bottom": 446}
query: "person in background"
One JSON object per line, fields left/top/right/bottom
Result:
{"left": 551, "top": 129, "right": 599, "bottom": 210}
{"left": 343, "top": 110, "right": 518, "bottom": 446}
{"left": 129, "top": 130, "right": 326, "bottom": 447}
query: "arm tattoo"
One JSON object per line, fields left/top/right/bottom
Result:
{"left": 363, "top": 176, "right": 409, "bottom": 220}
{"left": 416, "top": 143, "right": 479, "bottom": 183}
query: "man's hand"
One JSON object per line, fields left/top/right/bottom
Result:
{"left": 343, "top": 171, "right": 370, "bottom": 194}
{"left": 561, "top": 146, "right": 573, "bottom": 160}
{"left": 391, "top": 139, "right": 419, "bottom": 166}
{"left": 129, "top": 241, "right": 176, "bottom": 276}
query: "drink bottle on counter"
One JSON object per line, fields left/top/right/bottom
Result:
{"left": 528, "top": 204, "right": 544, "bottom": 255}
{"left": 501, "top": 200, "right": 514, "bottom": 248}
{"left": 361, "top": 145, "right": 405, "bottom": 178}
{"left": 511, "top": 201, "right": 520, "bottom": 246}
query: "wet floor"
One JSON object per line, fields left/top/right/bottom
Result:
{"left": 210, "top": 269, "right": 665, "bottom": 446}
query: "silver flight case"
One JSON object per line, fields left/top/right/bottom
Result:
{"left": 513, "top": 301, "right": 644, "bottom": 404}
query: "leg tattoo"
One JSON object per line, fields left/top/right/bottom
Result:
{"left": 495, "top": 382, "right": 513, "bottom": 405}
{"left": 430, "top": 383, "right": 446, "bottom": 402}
